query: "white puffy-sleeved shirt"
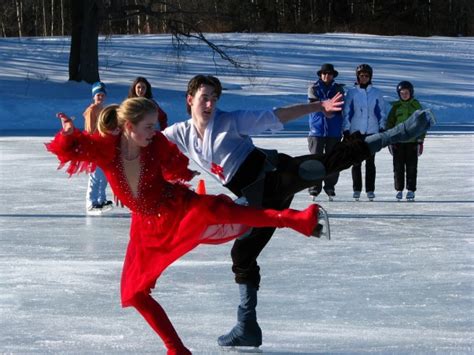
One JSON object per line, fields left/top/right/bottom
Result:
{"left": 163, "top": 109, "right": 283, "bottom": 184}
{"left": 343, "top": 84, "right": 386, "bottom": 135}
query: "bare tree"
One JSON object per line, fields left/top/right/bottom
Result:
{"left": 42, "top": 0, "right": 47, "bottom": 36}
{"left": 60, "top": 0, "right": 65, "bottom": 35}
{"left": 69, "top": 0, "right": 102, "bottom": 83}
{"left": 15, "top": 0, "right": 23, "bottom": 37}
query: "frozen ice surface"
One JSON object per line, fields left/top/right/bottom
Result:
{"left": 1, "top": 135, "right": 473, "bottom": 354}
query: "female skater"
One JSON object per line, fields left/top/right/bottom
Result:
{"left": 46, "top": 97, "right": 324, "bottom": 355}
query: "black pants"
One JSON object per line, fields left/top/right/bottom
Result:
{"left": 351, "top": 134, "right": 376, "bottom": 192}
{"left": 224, "top": 133, "right": 371, "bottom": 288}
{"left": 392, "top": 142, "right": 418, "bottom": 191}
{"left": 307, "top": 136, "right": 341, "bottom": 195}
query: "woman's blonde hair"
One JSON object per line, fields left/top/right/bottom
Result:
{"left": 98, "top": 97, "right": 158, "bottom": 136}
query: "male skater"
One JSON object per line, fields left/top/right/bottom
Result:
{"left": 163, "top": 74, "right": 434, "bottom": 349}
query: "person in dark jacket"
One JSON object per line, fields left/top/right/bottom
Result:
{"left": 307, "top": 63, "right": 345, "bottom": 201}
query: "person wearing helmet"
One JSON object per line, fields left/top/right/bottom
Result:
{"left": 343, "top": 64, "right": 386, "bottom": 201}
{"left": 307, "top": 63, "right": 345, "bottom": 201}
{"left": 386, "top": 81, "right": 424, "bottom": 201}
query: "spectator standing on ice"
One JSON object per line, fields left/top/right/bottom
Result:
{"left": 307, "top": 63, "right": 344, "bottom": 201}
{"left": 83, "top": 81, "right": 112, "bottom": 214}
{"left": 386, "top": 81, "right": 425, "bottom": 201}
{"left": 343, "top": 64, "right": 386, "bottom": 201}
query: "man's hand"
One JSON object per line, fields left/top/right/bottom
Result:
{"left": 275, "top": 92, "right": 344, "bottom": 124}
{"left": 321, "top": 92, "right": 344, "bottom": 116}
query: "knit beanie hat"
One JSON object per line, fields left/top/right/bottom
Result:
{"left": 92, "top": 81, "right": 106, "bottom": 97}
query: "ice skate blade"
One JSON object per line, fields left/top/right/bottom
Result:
{"left": 101, "top": 205, "right": 113, "bottom": 213}
{"left": 406, "top": 198, "right": 415, "bottom": 202}
{"left": 86, "top": 210, "right": 103, "bottom": 216}
{"left": 314, "top": 205, "right": 331, "bottom": 240}
{"left": 220, "top": 346, "right": 262, "bottom": 353}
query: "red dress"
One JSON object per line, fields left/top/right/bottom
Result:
{"left": 46, "top": 129, "right": 251, "bottom": 307}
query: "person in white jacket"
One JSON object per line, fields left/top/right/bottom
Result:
{"left": 343, "top": 64, "right": 386, "bottom": 201}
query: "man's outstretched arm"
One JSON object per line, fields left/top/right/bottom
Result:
{"left": 274, "top": 92, "right": 344, "bottom": 123}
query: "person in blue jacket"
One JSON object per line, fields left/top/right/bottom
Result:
{"left": 307, "top": 63, "right": 344, "bottom": 201}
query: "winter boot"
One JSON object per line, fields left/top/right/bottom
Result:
{"left": 365, "top": 109, "right": 436, "bottom": 154}
{"left": 218, "top": 283, "right": 262, "bottom": 348}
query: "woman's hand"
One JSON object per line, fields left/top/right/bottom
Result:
{"left": 56, "top": 112, "right": 75, "bottom": 135}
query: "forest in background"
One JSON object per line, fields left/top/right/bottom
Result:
{"left": 2, "top": 0, "right": 473, "bottom": 38}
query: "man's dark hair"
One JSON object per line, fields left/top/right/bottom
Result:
{"left": 186, "top": 75, "right": 222, "bottom": 114}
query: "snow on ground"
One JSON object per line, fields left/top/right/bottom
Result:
{"left": 0, "top": 33, "right": 473, "bottom": 353}
{"left": 0, "top": 33, "right": 473, "bottom": 133}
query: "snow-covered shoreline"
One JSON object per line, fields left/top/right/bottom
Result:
{"left": 1, "top": 33, "right": 473, "bottom": 132}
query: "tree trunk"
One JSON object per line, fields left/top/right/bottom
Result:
{"left": 135, "top": 0, "right": 141, "bottom": 34}
{"left": 60, "top": 0, "right": 64, "bottom": 35}
{"left": 42, "top": 0, "right": 47, "bottom": 36}
{"left": 1, "top": 17, "right": 6, "bottom": 37}
{"left": 15, "top": 0, "right": 22, "bottom": 37}
{"left": 51, "top": 0, "right": 54, "bottom": 35}
{"left": 33, "top": 2, "right": 38, "bottom": 36}
{"left": 69, "top": 0, "right": 100, "bottom": 83}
